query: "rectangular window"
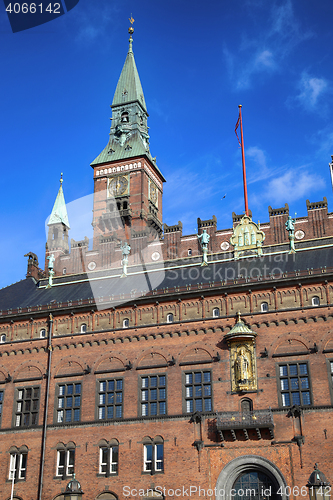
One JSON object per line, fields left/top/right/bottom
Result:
{"left": 98, "top": 379, "right": 123, "bottom": 420}
{"left": 140, "top": 375, "right": 166, "bottom": 417}
{"left": 56, "top": 449, "right": 75, "bottom": 477}
{"left": 144, "top": 444, "right": 163, "bottom": 473}
{"left": 99, "top": 446, "right": 119, "bottom": 475}
{"left": 15, "top": 386, "right": 40, "bottom": 427}
{"left": 56, "top": 383, "right": 81, "bottom": 423}
{"left": 9, "top": 453, "right": 27, "bottom": 480}
{"left": 184, "top": 371, "right": 212, "bottom": 413}
{"left": 278, "top": 363, "right": 311, "bottom": 407}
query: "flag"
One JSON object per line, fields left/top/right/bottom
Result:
{"left": 235, "top": 113, "right": 241, "bottom": 147}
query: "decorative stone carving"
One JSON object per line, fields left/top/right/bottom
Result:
{"left": 224, "top": 313, "right": 258, "bottom": 392}
{"left": 230, "top": 215, "right": 265, "bottom": 260}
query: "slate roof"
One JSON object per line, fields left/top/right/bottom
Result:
{"left": 0, "top": 244, "right": 332, "bottom": 316}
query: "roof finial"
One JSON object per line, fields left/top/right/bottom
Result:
{"left": 237, "top": 311, "right": 242, "bottom": 323}
{"left": 60, "top": 172, "right": 63, "bottom": 185}
{"left": 128, "top": 15, "right": 134, "bottom": 51}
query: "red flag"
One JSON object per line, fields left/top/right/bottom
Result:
{"left": 235, "top": 114, "right": 241, "bottom": 147}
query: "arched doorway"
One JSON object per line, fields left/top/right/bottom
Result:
{"left": 215, "top": 455, "right": 288, "bottom": 500}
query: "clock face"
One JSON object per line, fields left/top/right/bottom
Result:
{"left": 150, "top": 182, "right": 158, "bottom": 205}
{"left": 108, "top": 176, "right": 128, "bottom": 197}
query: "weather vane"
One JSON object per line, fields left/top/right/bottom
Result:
{"left": 128, "top": 15, "right": 134, "bottom": 35}
{"left": 129, "top": 15, "right": 134, "bottom": 25}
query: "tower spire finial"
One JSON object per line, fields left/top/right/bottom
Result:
{"left": 128, "top": 15, "right": 134, "bottom": 52}
{"left": 60, "top": 172, "right": 63, "bottom": 185}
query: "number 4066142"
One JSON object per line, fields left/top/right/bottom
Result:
{"left": 6, "top": 3, "right": 61, "bottom": 14}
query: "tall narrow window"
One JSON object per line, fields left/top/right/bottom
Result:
{"left": 15, "top": 386, "right": 40, "bottom": 427}
{"left": 56, "top": 444, "right": 75, "bottom": 477}
{"left": 261, "top": 302, "right": 268, "bottom": 312}
{"left": 80, "top": 324, "right": 87, "bottom": 333}
{"left": 184, "top": 371, "right": 212, "bottom": 413}
{"left": 166, "top": 313, "right": 173, "bottom": 324}
{"left": 9, "top": 450, "right": 28, "bottom": 480}
{"left": 98, "top": 379, "right": 123, "bottom": 420}
{"left": 278, "top": 363, "right": 311, "bottom": 407}
{"left": 312, "top": 296, "right": 320, "bottom": 306}
{"left": 56, "top": 383, "right": 81, "bottom": 423}
{"left": 213, "top": 307, "right": 220, "bottom": 318}
{"left": 143, "top": 437, "right": 164, "bottom": 473}
{"left": 0, "top": 390, "right": 3, "bottom": 427}
{"left": 140, "top": 375, "right": 166, "bottom": 416}
{"left": 99, "top": 439, "right": 119, "bottom": 476}
{"left": 123, "top": 318, "right": 129, "bottom": 328}
{"left": 0, "top": 333, "right": 6, "bottom": 343}
{"left": 40, "top": 329, "right": 46, "bottom": 338}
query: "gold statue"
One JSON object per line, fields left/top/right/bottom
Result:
{"left": 235, "top": 347, "right": 250, "bottom": 383}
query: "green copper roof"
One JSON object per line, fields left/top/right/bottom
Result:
{"left": 112, "top": 37, "right": 147, "bottom": 111}
{"left": 48, "top": 176, "right": 70, "bottom": 228}
{"left": 225, "top": 313, "right": 256, "bottom": 338}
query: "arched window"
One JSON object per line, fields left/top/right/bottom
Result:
{"left": 40, "top": 329, "right": 46, "bottom": 338}
{"left": 213, "top": 307, "right": 220, "bottom": 318}
{"left": 62, "top": 268, "right": 67, "bottom": 275}
{"left": 80, "top": 323, "right": 87, "bottom": 333}
{"left": 188, "top": 249, "right": 192, "bottom": 256}
{"left": 0, "top": 334, "right": 6, "bottom": 343}
{"left": 312, "top": 296, "right": 320, "bottom": 306}
{"left": 233, "top": 470, "right": 277, "bottom": 500}
{"left": 240, "top": 398, "right": 253, "bottom": 413}
{"left": 56, "top": 442, "right": 75, "bottom": 478}
{"left": 121, "top": 111, "right": 129, "bottom": 123}
{"left": 9, "top": 445, "right": 28, "bottom": 480}
{"left": 261, "top": 302, "right": 268, "bottom": 312}
{"left": 143, "top": 436, "right": 164, "bottom": 473}
{"left": 123, "top": 318, "right": 129, "bottom": 328}
{"left": 166, "top": 313, "right": 173, "bottom": 324}
{"left": 99, "top": 438, "right": 119, "bottom": 476}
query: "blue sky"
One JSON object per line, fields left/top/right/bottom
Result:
{"left": 0, "top": 0, "right": 332, "bottom": 289}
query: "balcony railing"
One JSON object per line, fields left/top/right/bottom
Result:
{"left": 216, "top": 410, "right": 274, "bottom": 441}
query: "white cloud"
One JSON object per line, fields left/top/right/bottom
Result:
{"left": 264, "top": 170, "right": 325, "bottom": 205}
{"left": 225, "top": 0, "right": 313, "bottom": 90}
{"left": 296, "top": 73, "right": 329, "bottom": 110}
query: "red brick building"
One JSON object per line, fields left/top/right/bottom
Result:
{"left": 0, "top": 29, "right": 333, "bottom": 500}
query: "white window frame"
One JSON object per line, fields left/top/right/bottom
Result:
{"left": 80, "top": 323, "right": 87, "bottom": 333}
{"left": 143, "top": 443, "right": 163, "bottom": 473}
{"left": 213, "top": 307, "right": 220, "bottom": 318}
{"left": 40, "top": 329, "right": 46, "bottom": 338}
{"left": 166, "top": 313, "right": 173, "bottom": 324}
{"left": 0, "top": 334, "right": 6, "bottom": 343}
{"left": 99, "top": 445, "right": 118, "bottom": 475}
{"left": 9, "top": 453, "right": 27, "bottom": 480}
{"left": 312, "top": 296, "right": 320, "bottom": 306}
{"left": 123, "top": 318, "right": 129, "bottom": 328}
{"left": 56, "top": 449, "right": 75, "bottom": 477}
{"left": 261, "top": 302, "right": 268, "bottom": 312}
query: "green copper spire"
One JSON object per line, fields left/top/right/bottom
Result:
{"left": 91, "top": 24, "right": 159, "bottom": 168}
{"left": 48, "top": 173, "right": 70, "bottom": 228}
{"left": 112, "top": 29, "right": 147, "bottom": 111}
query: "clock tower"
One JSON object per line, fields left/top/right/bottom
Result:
{"left": 91, "top": 26, "right": 165, "bottom": 264}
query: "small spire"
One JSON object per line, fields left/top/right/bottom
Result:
{"left": 48, "top": 173, "right": 70, "bottom": 228}
{"left": 60, "top": 172, "right": 63, "bottom": 185}
{"left": 237, "top": 311, "right": 242, "bottom": 323}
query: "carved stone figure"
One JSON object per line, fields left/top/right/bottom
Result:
{"left": 197, "top": 229, "right": 210, "bottom": 266}
{"left": 47, "top": 254, "right": 55, "bottom": 270}
{"left": 285, "top": 215, "right": 296, "bottom": 254}
{"left": 235, "top": 347, "right": 250, "bottom": 383}
{"left": 120, "top": 241, "right": 131, "bottom": 277}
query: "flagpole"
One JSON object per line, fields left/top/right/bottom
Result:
{"left": 238, "top": 105, "right": 249, "bottom": 216}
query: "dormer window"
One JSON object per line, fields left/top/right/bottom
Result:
{"left": 166, "top": 313, "right": 173, "bottom": 324}
{"left": 123, "top": 318, "right": 129, "bottom": 328}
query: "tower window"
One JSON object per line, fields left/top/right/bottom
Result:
{"left": 261, "top": 302, "right": 268, "bottom": 312}
{"left": 121, "top": 112, "right": 129, "bottom": 123}
{"left": 123, "top": 318, "right": 129, "bottom": 328}
{"left": 80, "top": 324, "right": 87, "bottom": 333}
{"left": 213, "top": 307, "right": 220, "bottom": 318}
{"left": 63, "top": 268, "right": 67, "bottom": 275}
{"left": 188, "top": 249, "right": 192, "bottom": 256}
{"left": 312, "top": 296, "right": 320, "bottom": 306}
{"left": 166, "top": 313, "right": 173, "bottom": 324}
